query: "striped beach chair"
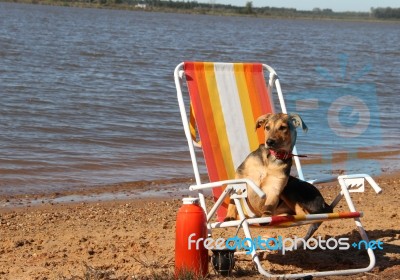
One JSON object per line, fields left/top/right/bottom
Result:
{"left": 174, "top": 61, "right": 382, "bottom": 278}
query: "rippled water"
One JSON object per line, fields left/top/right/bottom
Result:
{"left": 1, "top": 2, "right": 399, "bottom": 195}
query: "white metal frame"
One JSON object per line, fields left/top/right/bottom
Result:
{"left": 174, "top": 62, "right": 382, "bottom": 278}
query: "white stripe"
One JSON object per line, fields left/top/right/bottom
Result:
{"left": 214, "top": 63, "right": 251, "bottom": 170}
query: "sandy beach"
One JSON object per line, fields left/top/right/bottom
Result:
{"left": 0, "top": 172, "right": 399, "bottom": 280}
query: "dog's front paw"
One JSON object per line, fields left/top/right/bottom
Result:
{"left": 261, "top": 211, "right": 272, "bottom": 217}
{"left": 259, "top": 211, "right": 273, "bottom": 226}
{"left": 224, "top": 216, "right": 236, "bottom": 222}
{"left": 261, "top": 205, "right": 273, "bottom": 216}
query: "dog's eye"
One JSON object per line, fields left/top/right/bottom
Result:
{"left": 279, "top": 125, "right": 288, "bottom": 131}
{"left": 265, "top": 126, "right": 270, "bottom": 131}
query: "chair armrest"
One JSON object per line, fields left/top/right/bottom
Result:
{"left": 307, "top": 176, "right": 338, "bottom": 185}
{"left": 308, "top": 174, "right": 382, "bottom": 194}
{"left": 190, "top": 179, "right": 265, "bottom": 222}
{"left": 189, "top": 178, "right": 266, "bottom": 199}
{"left": 338, "top": 174, "right": 382, "bottom": 194}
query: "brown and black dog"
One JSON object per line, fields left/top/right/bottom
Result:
{"left": 224, "top": 113, "right": 332, "bottom": 228}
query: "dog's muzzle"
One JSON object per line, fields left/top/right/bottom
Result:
{"left": 266, "top": 138, "right": 276, "bottom": 148}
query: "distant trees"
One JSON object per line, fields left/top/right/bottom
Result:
{"left": 371, "top": 7, "right": 400, "bottom": 19}
{"left": 312, "top": 8, "right": 333, "bottom": 14}
{"left": 244, "top": 1, "right": 253, "bottom": 14}
{"left": 46, "top": 0, "right": 400, "bottom": 20}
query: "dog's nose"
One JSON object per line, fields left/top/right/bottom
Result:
{"left": 266, "top": 139, "right": 276, "bottom": 147}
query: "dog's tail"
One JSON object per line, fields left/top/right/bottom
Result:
{"left": 307, "top": 197, "right": 333, "bottom": 214}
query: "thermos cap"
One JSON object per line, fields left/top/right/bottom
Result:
{"left": 182, "top": 197, "right": 200, "bottom": 204}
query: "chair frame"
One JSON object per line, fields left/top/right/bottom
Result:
{"left": 174, "top": 62, "right": 382, "bottom": 278}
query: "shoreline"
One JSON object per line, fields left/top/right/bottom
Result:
{"left": 1, "top": 169, "right": 399, "bottom": 211}
{"left": 1, "top": 143, "right": 398, "bottom": 204}
{"left": 0, "top": 176, "right": 198, "bottom": 209}
{"left": 2, "top": 0, "right": 400, "bottom": 23}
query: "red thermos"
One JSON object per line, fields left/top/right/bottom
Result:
{"left": 175, "top": 197, "right": 208, "bottom": 277}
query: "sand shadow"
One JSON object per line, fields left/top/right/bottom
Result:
{"left": 257, "top": 229, "right": 400, "bottom": 274}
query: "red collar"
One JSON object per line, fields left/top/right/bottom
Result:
{"left": 269, "top": 149, "right": 307, "bottom": 160}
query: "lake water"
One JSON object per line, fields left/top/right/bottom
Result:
{"left": 1, "top": 2, "right": 399, "bottom": 196}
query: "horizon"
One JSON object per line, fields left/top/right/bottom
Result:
{"left": 196, "top": 0, "right": 399, "bottom": 12}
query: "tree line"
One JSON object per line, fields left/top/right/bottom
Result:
{"left": 121, "top": 1, "right": 400, "bottom": 19}
{"left": 25, "top": 0, "right": 400, "bottom": 19}
{"left": 370, "top": 7, "right": 400, "bottom": 19}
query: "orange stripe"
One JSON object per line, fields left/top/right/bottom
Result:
{"left": 186, "top": 62, "right": 228, "bottom": 183}
{"left": 244, "top": 63, "right": 265, "bottom": 149}
{"left": 253, "top": 64, "right": 274, "bottom": 144}
{"left": 199, "top": 64, "right": 229, "bottom": 182}
{"left": 189, "top": 103, "right": 198, "bottom": 144}
{"left": 338, "top": 212, "right": 361, "bottom": 218}
{"left": 204, "top": 63, "right": 235, "bottom": 179}
{"left": 185, "top": 62, "right": 229, "bottom": 220}
{"left": 202, "top": 63, "right": 230, "bottom": 215}
{"left": 193, "top": 63, "right": 225, "bottom": 182}
{"left": 254, "top": 64, "right": 274, "bottom": 112}
{"left": 185, "top": 62, "right": 218, "bottom": 181}
{"left": 244, "top": 64, "right": 263, "bottom": 120}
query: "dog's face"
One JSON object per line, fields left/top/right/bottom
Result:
{"left": 255, "top": 113, "right": 308, "bottom": 152}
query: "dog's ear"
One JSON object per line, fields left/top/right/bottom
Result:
{"left": 289, "top": 114, "right": 308, "bottom": 133}
{"left": 255, "top": 114, "right": 272, "bottom": 130}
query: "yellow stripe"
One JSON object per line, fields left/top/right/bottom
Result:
{"left": 330, "top": 213, "right": 341, "bottom": 219}
{"left": 189, "top": 103, "right": 196, "bottom": 140}
{"left": 189, "top": 104, "right": 201, "bottom": 146}
{"left": 204, "top": 63, "right": 235, "bottom": 178}
{"left": 294, "top": 214, "right": 307, "bottom": 220}
{"left": 234, "top": 64, "right": 258, "bottom": 150}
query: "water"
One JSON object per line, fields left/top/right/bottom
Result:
{"left": 1, "top": 2, "right": 399, "bottom": 195}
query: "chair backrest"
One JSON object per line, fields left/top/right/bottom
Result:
{"left": 175, "top": 62, "right": 304, "bottom": 219}
{"left": 185, "top": 62, "right": 275, "bottom": 180}
{"left": 176, "top": 61, "right": 302, "bottom": 221}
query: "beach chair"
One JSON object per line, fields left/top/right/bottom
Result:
{"left": 174, "top": 61, "right": 382, "bottom": 278}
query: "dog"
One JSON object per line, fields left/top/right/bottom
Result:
{"left": 224, "top": 112, "right": 332, "bottom": 241}
{"left": 224, "top": 113, "right": 308, "bottom": 220}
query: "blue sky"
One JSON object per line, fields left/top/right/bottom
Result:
{"left": 201, "top": 0, "right": 399, "bottom": 12}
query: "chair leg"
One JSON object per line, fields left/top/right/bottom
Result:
{"left": 233, "top": 198, "right": 275, "bottom": 277}
{"left": 230, "top": 198, "right": 376, "bottom": 278}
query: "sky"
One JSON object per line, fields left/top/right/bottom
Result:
{"left": 200, "top": 0, "right": 399, "bottom": 12}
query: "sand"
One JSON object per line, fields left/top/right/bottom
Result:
{"left": 0, "top": 173, "right": 399, "bottom": 280}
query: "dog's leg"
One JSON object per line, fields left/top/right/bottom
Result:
{"left": 294, "top": 222, "right": 322, "bottom": 250}
{"left": 224, "top": 200, "right": 238, "bottom": 221}
{"left": 303, "top": 223, "right": 322, "bottom": 241}
{"left": 261, "top": 192, "right": 280, "bottom": 216}
{"left": 294, "top": 204, "right": 324, "bottom": 248}
{"left": 274, "top": 200, "right": 295, "bottom": 216}
{"left": 260, "top": 177, "right": 288, "bottom": 216}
